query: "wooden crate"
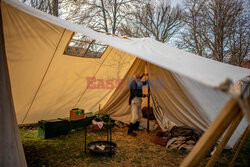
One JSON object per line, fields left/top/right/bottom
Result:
{"left": 154, "top": 136, "right": 168, "bottom": 146}
{"left": 70, "top": 108, "right": 85, "bottom": 121}
{"left": 153, "top": 131, "right": 169, "bottom": 146}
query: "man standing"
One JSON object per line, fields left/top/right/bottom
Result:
{"left": 128, "top": 73, "right": 149, "bottom": 137}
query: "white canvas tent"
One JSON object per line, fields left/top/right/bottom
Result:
{"left": 0, "top": 0, "right": 249, "bottom": 166}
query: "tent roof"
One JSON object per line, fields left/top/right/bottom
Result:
{"left": 3, "top": 0, "right": 249, "bottom": 88}
{"left": 0, "top": 1, "right": 248, "bottom": 166}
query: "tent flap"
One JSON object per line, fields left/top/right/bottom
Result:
{"left": 0, "top": 1, "right": 26, "bottom": 165}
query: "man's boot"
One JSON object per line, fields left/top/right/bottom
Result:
{"left": 128, "top": 123, "right": 137, "bottom": 137}
{"left": 134, "top": 121, "right": 140, "bottom": 131}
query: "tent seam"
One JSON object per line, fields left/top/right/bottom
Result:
{"left": 21, "top": 28, "right": 66, "bottom": 124}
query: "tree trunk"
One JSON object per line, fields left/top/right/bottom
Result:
{"left": 112, "top": 0, "right": 117, "bottom": 35}
{"left": 53, "top": 0, "right": 58, "bottom": 17}
{"left": 100, "top": 0, "right": 108, "bottom": 33}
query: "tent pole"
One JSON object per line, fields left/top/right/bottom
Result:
{"left": 205, "top": 111, "right": 244, "bottom": 167}
{"left": 147, "top": 93, "right": 150, "bottom": 133}
{"left": 229, "top": 126, "right": 249, "bottom": 167}
{"left": 180, "top": 96, "right": 250, "bottom": 167}
{"left": 146, "top": 63, "right": 150, "bottom": 134}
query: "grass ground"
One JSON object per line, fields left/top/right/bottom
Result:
{"left": 19, "top": 127, "right": 250, "bottom": 167}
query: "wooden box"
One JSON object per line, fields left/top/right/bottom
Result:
{"left": 154, "top": 136, "right": 168, "bottom": 146}
{"left": 154, "top": 131, "right": 169, "bottom": 146}
{"left": 70, "top": 108, "right": 85, "bottom": 121}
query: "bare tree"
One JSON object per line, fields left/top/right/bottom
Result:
{"left": 176, "top": 0, "right": 208, "bottom": 57}
{"left": 52, "top": 0, "right": 59, "bottom": 16}
{"left": 22, "top": 0, "right": 59, "bottom": 16}
{"left": 228, "top": 3, "right": 250, "bottom": 65}
{"left": 120, "top": 0, "right": 183, "bottom": 43}
{"left": 178, "top": 0, "right": 249, "bottom": 65}
{"left": 63, "top": 0, "right": 141, "bottom": 35}
{"left": 201, "top": 0, "right": 243, "bottom": 62}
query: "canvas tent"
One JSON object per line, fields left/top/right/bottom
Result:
{"left": 0, "top": 0, "right": 249, "bottom": 166}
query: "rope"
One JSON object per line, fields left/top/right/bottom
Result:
{"left": 229, "top": 90, "right": 250, "bottom": 125}
{"left": 224, "top": 76, "right": 249, "bottom": 124}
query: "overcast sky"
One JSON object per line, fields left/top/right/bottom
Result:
{"left": 171, "top": 0, "right": 183, "bottom": 6}
{"left": 154, "top": 0, "right": 184, "bottom": 8}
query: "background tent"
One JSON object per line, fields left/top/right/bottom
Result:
{"left": 0, "top": 0, "right": 249, "bottom": 166}
{"left": 100, "top": 59, "right": 248, "bottom": 148}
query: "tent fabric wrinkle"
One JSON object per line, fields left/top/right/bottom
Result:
{"left": 147, "top": 63, "right": 210, "bottom": 131}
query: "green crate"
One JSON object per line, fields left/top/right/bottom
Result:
{"left": 70, "top": 116, "right": 95, "bottom": 130}
{"left": 38, "top": 119, "right": 69, "bottom": 139}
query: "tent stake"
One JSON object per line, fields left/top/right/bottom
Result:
{"left": 180, "top": 96, "right": 250, "bottom": 167}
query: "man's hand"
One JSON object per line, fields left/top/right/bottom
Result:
{"left": 140, "top": 73, "right": 148, "bottom": 79}
{"left": 140, "top": 73, "right": 145, "bottom": 79}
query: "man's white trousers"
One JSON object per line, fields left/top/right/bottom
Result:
{"left": 130, "top": 97, "right": 143, "bottom": 124}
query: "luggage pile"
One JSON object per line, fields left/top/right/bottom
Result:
{"left": 154, "top": 126, "right": 203, "bottom": 151}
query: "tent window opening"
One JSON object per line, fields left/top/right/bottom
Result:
{"left": 64, "top": 33, "right": 107, "bottom": 58}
